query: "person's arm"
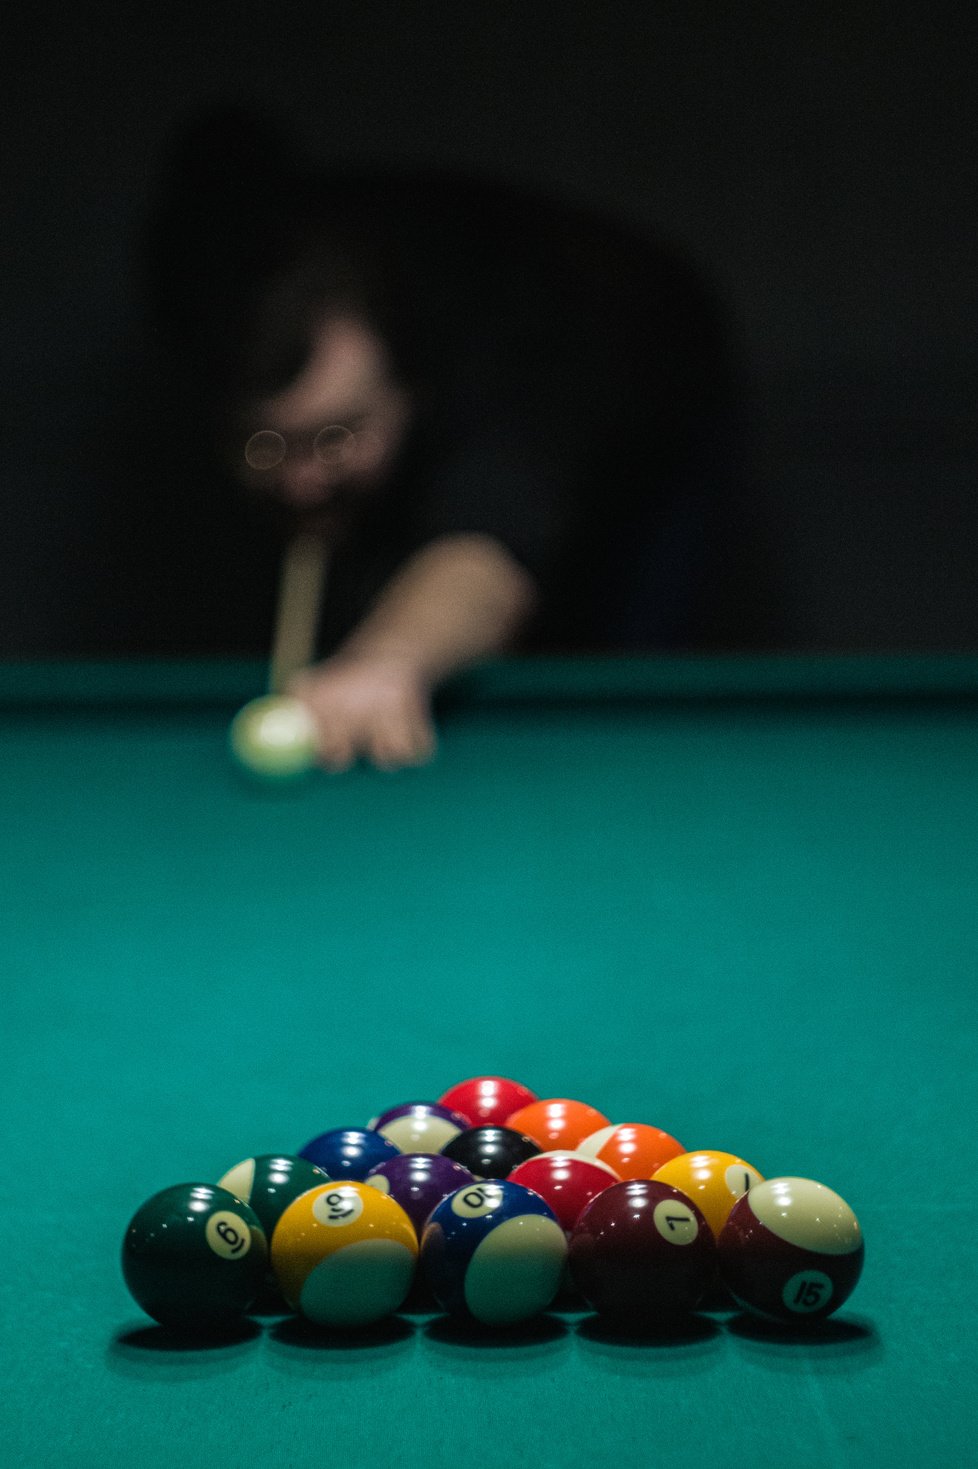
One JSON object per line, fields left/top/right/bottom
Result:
{"left": 288, "top": 532, "right": 537, "bottom": 771}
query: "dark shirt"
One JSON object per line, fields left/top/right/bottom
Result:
{"left": 287, "top": 170, "right": 736, "bottom": 652}
{"left": 146, "top": 154, "right": 737, "bottom": 654}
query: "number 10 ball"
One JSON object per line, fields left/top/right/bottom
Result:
{"left": 420, "top": 1181, "right": 567, "bottom": 1326}
{"left": 271, "top": 1182, "right": 418, "bottom": 1327}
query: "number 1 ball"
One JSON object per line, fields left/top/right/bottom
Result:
{"left": 121, "top": 1183, "right": 268, "bottom": 1331}
{"left": 717, "top": 1177, "right": 864, "bottom": 1323}
{"left": 569, "top": 1179, "right": 716, "bottom": 1324}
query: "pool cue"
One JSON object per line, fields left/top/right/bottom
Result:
{"left": 268, "top": 529, "right": 330, "bottom": 695}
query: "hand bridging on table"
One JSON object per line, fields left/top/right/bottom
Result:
{"left": 288, "top": 655, "right": 437, "bottom": 772}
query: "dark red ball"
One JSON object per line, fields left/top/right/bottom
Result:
{"left": 718, "top": 1177, "right": 864, "bottom": 1323}
{"left": 569, "top": 1179, "right": 716, "bottom": 1324}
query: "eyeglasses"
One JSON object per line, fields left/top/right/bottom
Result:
{"left": 243, "top": 424, "right": 360, "bottom": 472}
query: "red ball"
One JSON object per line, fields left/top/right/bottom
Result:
{"left": 508, "top": 1151, "right": 620, "bottom": 1233}
{"left": 718, "top": 1177, "right": 864, "bottom": 1324}
{"left": 438, "top": 1076, "right": 537, "bottom": 1127}
{"left": 569, "top": 1179, "right": 716, "bottom": 1324}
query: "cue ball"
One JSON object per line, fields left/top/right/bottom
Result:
{"left": 420, "top": 1180, "right": 567, "bottom": 1325}
{"left": 718, "top": 1177, "right": 865, "bottom": 1323}
{"left": 651, "top": 1150, "right": 765, "bottom": 1237}
{"left": 121, "top": 1182, "right": 268, "bottom": 1331}
{"left": 229, "top": 695, "right": 318, "bottom": 780}
{"left": 568, "top": 1179, "right": 717, "bottom": 1323}
{"left": 271, "top": 1181, "right": 418, "bottom": 1326}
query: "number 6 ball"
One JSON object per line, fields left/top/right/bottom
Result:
{"left": 121, "top": 1182, "right": 268, "bottom": 1331}
{"left": 717, "top": 1177, "right": 864, "bottom": 1323}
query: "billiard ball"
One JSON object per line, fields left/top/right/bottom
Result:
{"left": 440, "top": 1124, "right": 540, "bottom": 1178}
{"left": 651, "top": 1150, "right": 764, "bottom": 1237}
{"left": 438, "top": 1075, "right": 538, "bottom": 1127}
{"left": 298, "top": 1127, "right": 401, "bottom": 1179}
{"left": 271, "top": 1181, "right": 418, "bottom": 1326}
{"left": 229, "top": 695, "right": 318, "bottom": 780}
{"left": 568, "top": 1179, "right": 716, "bottom": 1324}
{"left": 507, "top": 1151, "right": 620, "bottom": 1233}
{"left": 217, "top": 1154, "right": 331, "bottom": 1240}
{"left": 369, "top": 1101, "right": 470, "bottom": 1154}
{"left": 718, "top": 1177, "right": 865, "bottom": 1323}
{"left": 365, "top": 1152, "right": 476, "bottom": 1235}
{"left": 577, "top": 1122, "right": 686, "bottom": 1180}
{"left": 505, "top": 1098, "right": 611, "bottom": 1151}
{"left": 121, "top": 1182, "right": 268, "bottom": 1331}
{"left": 420, "top": 1180, "right": 567, "bottom": 1325}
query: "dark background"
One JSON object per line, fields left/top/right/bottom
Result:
{"left": 3, "top": 1, "right": 975, "bottom": 657}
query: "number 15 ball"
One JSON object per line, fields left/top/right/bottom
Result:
{"left": 718, "top": 1177, "right": 864, "bottom": 1323}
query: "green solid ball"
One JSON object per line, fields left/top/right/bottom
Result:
{"left": 217, "top": 1154, "right": 332, "bottom": 1241}
{"left": 121, "top": 1182, "right": 268, "bottom": 1331}
{"left": 229, "top": 695, "right": 318, "bottom": 780}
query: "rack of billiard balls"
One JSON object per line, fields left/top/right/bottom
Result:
{"left": 121, "top": 1075, "right": 865, "bottom": 1335}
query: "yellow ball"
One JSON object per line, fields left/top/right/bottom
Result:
{"left": 651, "top": 1150, "right": 765, "bottom": 1238}
{"left": 229, "top": 695, "right": 318, "bottom": 780}
{"left": 271, "top": 1182, "right": 418, "bottom": 1326}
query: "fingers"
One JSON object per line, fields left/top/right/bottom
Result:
{"left": 368, "top": 711, "right": 437, "bottom": 772}
{"left": 289, "top": 664, "right": 437, "bottom": 773}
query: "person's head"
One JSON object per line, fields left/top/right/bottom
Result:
{"left": 235, "top": 311, "right": 413, "bottom": 512}
{"left": 144, "top": 105, "right": 411, "bottom": 515}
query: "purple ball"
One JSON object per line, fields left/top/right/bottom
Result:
{"left": 369, "top": 1101, "right": 471, "bottom": 1153}
{"left": 366, "top": 1153, "right": 476, "bottom": 1235}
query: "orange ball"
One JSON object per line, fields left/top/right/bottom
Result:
{"left": 577, "top": 1122, "right": 686, "bottom": 1179}
{"left": 505, "top": 1098, "right": 610, "bottom": 1151}
{"left": 651, "top": 1151, "right": 765, "bottom": 1238}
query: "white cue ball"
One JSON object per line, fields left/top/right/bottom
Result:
{"left": 229, "top": 695, "right": 318, "bottom": 780}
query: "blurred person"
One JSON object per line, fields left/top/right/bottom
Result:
{"left": 144, "top": 107, "right": 737, "bottom": 770}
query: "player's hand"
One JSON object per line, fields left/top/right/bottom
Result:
{"left": 288, "top": 655, "right": 437, "bottom": 773}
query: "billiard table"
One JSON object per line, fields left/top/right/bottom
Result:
{"left": 2, "top": 655, "right": 977, "bottom": 1468}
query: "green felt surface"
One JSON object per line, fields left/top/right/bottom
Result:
{"left": 2, "top": 657, "right": 977, "bottom": 1468}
